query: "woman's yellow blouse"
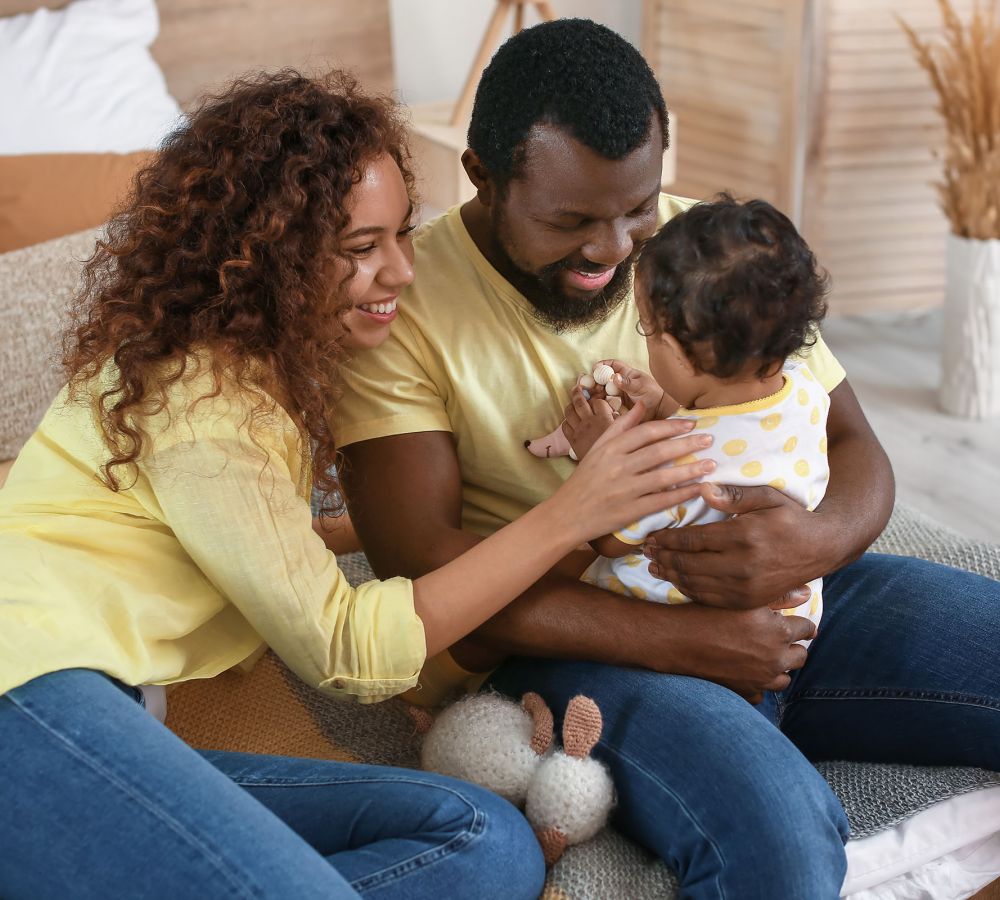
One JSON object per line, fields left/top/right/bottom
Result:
{"left": 0, "top": 362, "right": 425, "bottom": 702}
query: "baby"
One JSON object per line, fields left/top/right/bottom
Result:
{"left": 577, "top": 194, "right": 831, "bottom": 632}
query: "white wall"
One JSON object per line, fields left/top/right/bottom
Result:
{"left": 389, "top": 1, "right": 643, "bottom": 106}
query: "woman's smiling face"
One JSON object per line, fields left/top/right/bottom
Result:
{"left": 337, "top": 154, "right": 415, "bottom": 350}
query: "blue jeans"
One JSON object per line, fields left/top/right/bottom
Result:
{"left": 489, "top": 553, "right": 1000, "bottom": 899}
{"left": 0, "top": 669, "right": 545, "bottom": 900}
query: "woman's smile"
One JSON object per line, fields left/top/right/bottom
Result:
{"left": 356, "top": 295, "right": 399, "bottom": 323}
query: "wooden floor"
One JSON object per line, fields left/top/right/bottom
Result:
{"left": 823, "top": 310, "right": 1000, "bottom": 545}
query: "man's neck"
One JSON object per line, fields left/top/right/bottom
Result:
{"left": 460, "top": 200, "right": 510, "bottom": 280}
{"left": 460, "top": 199, "right": 561, "bottom": 317}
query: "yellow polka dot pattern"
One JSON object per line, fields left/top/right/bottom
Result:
{"left": 584, "top": 364, "right": 829, "bottom": 623}
{"left": 606, "top": 576, "right": 627, "bottom": 596}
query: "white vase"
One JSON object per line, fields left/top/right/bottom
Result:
{"left": 939, "top": 234, "right": 1000, "bottom": 419}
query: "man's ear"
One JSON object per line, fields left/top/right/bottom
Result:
{"left": 461, "top": 149, "right": 495, "bottom": 208}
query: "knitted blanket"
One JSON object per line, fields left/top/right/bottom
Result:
{"left": 166, "top": 503, "right": 1000, "bottom": 899}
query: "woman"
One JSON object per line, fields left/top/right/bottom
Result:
{"left": 0, "top": 72, "right": 705, "bottom": 899}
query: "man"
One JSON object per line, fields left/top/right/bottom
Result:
{"left": 336, "top": 19, "right": 1000, "bottom": 898}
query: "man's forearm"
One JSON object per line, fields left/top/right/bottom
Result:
{"left": 463, "top": 570, "right": 665, "bottom": 664}
{"left": 817, "top": 431, "right": 894, "bottom": 570}
{"left": 370, "top": 518, "right": 662, "bottom": 667}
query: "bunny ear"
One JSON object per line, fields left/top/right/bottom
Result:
{"left": 562, "top": 695, "right": 603, "bottom": 758}
{"left": 522, "top": 692, "right": 554, "bottom": 756}
{"left": 534, "top": 826, "right": 568, "bottom": 867}
{"left": 405, "top": 703, "right": 435, "bottom": 735}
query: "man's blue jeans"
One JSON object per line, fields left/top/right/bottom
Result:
{"left": 0, "top": 668, "right": 545, "bottom": 900}
{"left": 489, "top": 553, "right": 1000, "bottom": 899}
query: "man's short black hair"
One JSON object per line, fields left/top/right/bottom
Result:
{"left": 468, "top": 18, "right": 668, "bottom": 188}
{"left": 637, "top": 194, "right": 829, "bottom": 380}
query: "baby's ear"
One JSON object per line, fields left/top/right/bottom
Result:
{"left": 661, "top": 332, "right": 695, "bottom": 373}
{"left": 522, "top": 692, "right": 554, "bottom": 756}
{"left": 562, "top": 695, "right": 603, "bottom": 758}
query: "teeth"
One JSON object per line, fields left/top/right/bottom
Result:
{"left": 359, "top": 300, "right": 397, "bottom": 314}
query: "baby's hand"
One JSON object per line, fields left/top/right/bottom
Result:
{"left": 599, "top": 359, "right": 674, "bottom": 420}
{"left": 562, "top": 383, "right": 616, "bottom": 459}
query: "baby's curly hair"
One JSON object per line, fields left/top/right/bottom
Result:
{"left": 637, "top": 194, "right": 829, "bottom": 379}
{"left": 63, "top": 69, "right": 413, "bottom": 513}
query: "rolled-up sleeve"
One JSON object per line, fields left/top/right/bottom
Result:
{"left": 142, "top": 415, "right": 426, "bottom": 703}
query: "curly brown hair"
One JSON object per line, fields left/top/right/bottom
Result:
{"left": 637, "top": 194, "right": 828, "bottom": 379}
{"left": 63, "top": 69, "right": 414, "bottom": 515}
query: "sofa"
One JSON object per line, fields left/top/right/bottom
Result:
{"left": 3, "top": 228, "right": 999, "bottom": 899}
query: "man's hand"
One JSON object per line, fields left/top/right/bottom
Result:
{"left": 652, "top": 602, "right": 814, "bottom": 704}
{"left": 643, "top": 482, "right": 828, "bottom": 609}
{"left": 561, "top": 383, "right": 616, "bottom": 459}
{"left": 643, "top": 379, "right": 893, "bottom": 612}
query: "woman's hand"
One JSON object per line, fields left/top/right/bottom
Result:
{"left": 550, "top": 401, "right": 716, "bottom": 546}
{"left": 599, "top": 359, "right": 675, "bottom": 420}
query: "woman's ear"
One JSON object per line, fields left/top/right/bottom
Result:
{"left": 661, "top": 332, "right": 697, "bottom": 375}
{"left": 461, "top": 149, "right": 495, "bottom": 208}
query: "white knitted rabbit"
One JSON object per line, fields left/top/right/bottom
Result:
{"left": 414, "top": 691, "right": 615, "bottom": 865}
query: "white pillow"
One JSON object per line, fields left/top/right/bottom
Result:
{"left": 0, "top": 0, "right": 183, "bottom": 154}
{"left": 842, "top": 787, "right": 1000, "bottom": 899}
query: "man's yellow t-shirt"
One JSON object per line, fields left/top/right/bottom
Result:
{"left": 335, "top": 194, "right": 846, "bottom": 538}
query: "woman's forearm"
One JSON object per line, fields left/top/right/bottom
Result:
{"left": 413, "top": 497, "right": 579, "bottom": 657}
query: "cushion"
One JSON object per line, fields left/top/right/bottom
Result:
{"left": 0, "top": 152, "right": 152, "bottom": 253}
{"left": 0, "top": 227, "right": 101, "bottom": 458}
{"left": 0, "top": 0, "right": 181, "bottom": 155}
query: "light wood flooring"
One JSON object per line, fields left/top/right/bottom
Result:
{"left": 823, "top": 310, "right": 1000, "bottom": 545}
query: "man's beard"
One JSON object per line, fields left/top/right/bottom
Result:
{"left": 492, "top": 210, "right": 637, "bottom": 332}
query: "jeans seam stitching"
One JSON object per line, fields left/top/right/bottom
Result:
{"left": 347, "top": 791, "right": 487, "bottom": 890}
{"left": 785, "top": 688, "right": 1000, "bottom": 711}
{"left": 594, "top": 736, "right": 728, "bottom": 900}
{"left": 4, "top": 693, "right": 261, "bottom": 899}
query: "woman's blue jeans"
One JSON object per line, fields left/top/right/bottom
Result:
{"left": 0, "top": 668, "right": 545, "bottom": 900}
{"left": 489, "top": 553, "right": 1000, "bottom": 900}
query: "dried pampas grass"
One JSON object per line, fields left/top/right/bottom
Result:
{"left": 900, "top": 1, "right": 1000, "bottom": 240}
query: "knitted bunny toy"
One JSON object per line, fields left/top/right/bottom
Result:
{"left": 412, "top": 692, "right": 615, "bottom": 865}
{"left": 524, "top": 363, "right": 622, "bottom": 460}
